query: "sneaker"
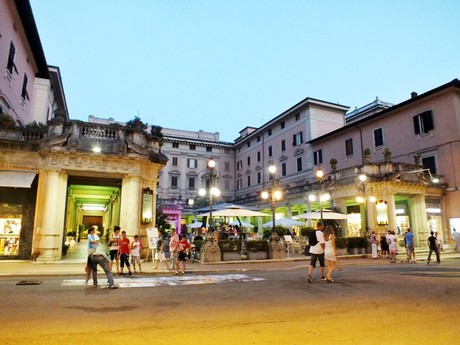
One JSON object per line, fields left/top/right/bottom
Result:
{"left": 110, "top": 284, "right": 119, "bottom": 289}
{"left": 174, "top": 271, "right": 180, "bottom": 275}
{"left": 179, "top": 270, "right": 184, "bottom": 275}
{"left": 307, "top": 275, "right": 312, "bottom": 283}
{"left": 128, "top": 272, "right": 133, "bottom": 277}
{"left": 117, "top": 273, "right": 124, "bottom": 277}
{"left": 321, "top": 276, "right": 327, "bottom": 281}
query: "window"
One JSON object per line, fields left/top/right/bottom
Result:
{"left": 268, "top": 129, "right": 272, "bottom": 136}
{"left": 171, "top": 176, "right": 178, "bottom": 187}
{"left": 189, "top": 144, "right": 196, "bottom": 150}
{"left": 224, "top": 149, "right": 230, "bottom": 154}
{"left": 21, "top": 74, "right": 29, "bottom": 101}
{"left": 6, "top": 41, "right": 17, "bottom": 74}
{"left": 172, "top": 157, "right": 178, "bottom": 166}
{"left": 373, "top": 128, "right": 384, "bottom": 148}
{"left": 206, "top": 146, "right": 212, "bottom": 152}
{"left": 188, "top": 177, "right": 195, "bottom": 189}
{"left": 295, "top": 113, "right": 300, "bottom": 121}
{"left": 247, "top": 141, "right": 251, "bottom": 148}
{"left": 282, "top": 163, "right": 287, "bottom": 176}
{"left": 224, "top": 179, "right": 230, "bottom": 191}
{"left": 257, "top": 172, "right": 261, "bottom": 184}
{"left": 257, "top": 151, "right": 261, "bottom": 162}
{"left": 237, "top": 160, "right": 242, "bottom": 170}
{"left": 247, "top": 175, "right": 251, "bottom": 187}
{"left": 247, "top": 156, "right": 251, "bottom": 166}
{"left": 345, "top": 138, "right": 353, "bottom": 156}
{"left": 172, "top": 142, "right": 179, "bottom": 148}
{"left": 236, "top": 179, "right": 242, "bottom": 190}
{"left": 224, "top": 162, "right": 230, "bottom": 172}
{"left": 187, "top": 159, "right": 197, "bottom": 168}
{"left": 313, "top": 150, "right": 323, "bottom": 165}
{"left": 257, "top": 136, "right": 261, "bottom": 142}
{"left": 422, "top": 156, "right": 437, "bottom": 174}
{"left": 293, "top": 132, "right": 303, "bottom": 146}
{"left": 413, "top": 110, "right": 434, "bottom": 134}
{"left": 296, "top": 157, "right": 302, "bottom": 172}
{"left": 268, "top": 146, "right": 273, "bottom": 157}
{"left": 281, "top": 140, "right": 286, "bottom": 151}
{"left": 281, "top": 121, "right": 285, "bottom": 129}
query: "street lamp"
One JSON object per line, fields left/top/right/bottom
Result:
{"left": 261, "top": 164, "right": 283, "bottom": 233}
{"left": 313, "top": 169, "right": 330, "bottom": 221}
{"left": 198, "top": 159, "right": 220, "bottom": 235}
{"left": 356, "top": 173, "right": 376, "bottom": 233}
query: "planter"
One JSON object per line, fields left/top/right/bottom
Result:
{"left": 335, "top": 248, "right": 348, "bottom": 256}
{"left": 247, "top": 251, "right": 268, "bottom": 260}
{"left": 222, "top": 252, "right": 241, "bottom": 261}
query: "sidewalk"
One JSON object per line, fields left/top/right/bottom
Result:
{"left": 1, "top": 250, "right": 458, "bottom": 277}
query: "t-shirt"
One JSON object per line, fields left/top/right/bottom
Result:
{"left": 109, "top": 233, "right": 120, "bottom": 251}
{"left": 131, "top": 241, "right": 142, "bottom": 257}
{"left": 309, "top": 230, "right": 325, "bottom": 255}
{"left": 178, "top": 240, "right": 191, "bottom": 253}
{"left": 87, "top": 233, "right": 99, "bottom": 249}
{"left": 404, "top": 232, "right": 414, "bottom": 246}
{"left": 169, "top": 234, "right": 179, "bottom": 252}
{"left": 118, "top": 237, "right": 130, "bottom": 254}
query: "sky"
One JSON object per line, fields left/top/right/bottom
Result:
{"left": 30, "top": 0, "right": 460, "bottom": 142}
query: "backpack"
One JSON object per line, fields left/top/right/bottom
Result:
{"left": 308, "top": 231, "right": 318, "bottom": 247}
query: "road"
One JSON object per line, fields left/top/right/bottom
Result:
{"left": 1, "top": 260, "right": 459, "bottom": 345}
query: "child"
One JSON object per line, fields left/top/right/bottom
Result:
{"left": 175, "top": 235, "right": 191, "bottom": 275}
{"left": 130, "top": 235, "right": 142, "bottom": 273}
{"left": 153, "top": 229, "right": 172, "bottom": 271}
{"left": 118, "top": 230, "right": 133, "bottom": 277}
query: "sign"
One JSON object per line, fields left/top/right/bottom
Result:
{"left": 142, "top": 188, "right": 154, "bottom": 223}
{"left": 147, "top": 228, "right": 159, "bottom": 249}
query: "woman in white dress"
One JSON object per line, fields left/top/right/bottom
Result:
{"left": 324, "top": 225, "right": 337, "bottom": 282}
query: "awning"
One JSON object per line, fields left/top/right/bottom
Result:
{"left": 0, "top": 171, "right": 37, "bottom": 188}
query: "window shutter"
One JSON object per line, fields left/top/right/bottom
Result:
{"left": 293, "top": 134, "right": 296, "bottom": 146}
{"left": 423, "top": 111, "right": 434, "bottom": 132}
{"left": 300, "top": 132, "right": 303, "bottom": 144}
{"left": 413, "top": 115, "right": 421, "bottom": 134}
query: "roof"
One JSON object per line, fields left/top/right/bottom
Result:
{"left": 309, "top": 78, "right": 460, "bottom": 144}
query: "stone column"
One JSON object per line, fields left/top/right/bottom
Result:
{"left": 34, "top": 169, "right": 68, "bottom": 262}
{"left": 120, "top": 175, "right": 141, "bottom": 237}
{"left": 386, "top": 194, "right": 397, "bottom": 233}
{"left": 411, "top": 194, "right": 429, "bottom": 247}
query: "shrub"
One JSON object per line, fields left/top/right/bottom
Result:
{"left": 246, "top": 240, "right": 268, "bottom": 252}
{"left": 193, "top": 239, "right": 204, "bottom": 252}
{"left": 218, "top": 239, "right": 242, "bottom": 252}
{"left": 300, "top": 226, "right": 315, "bottom": 237}
{"left": 347, "top": 237, "right": 368, "bottom": 248}
{"left": 335, "top": 237, "right": 348, "bottom": 249}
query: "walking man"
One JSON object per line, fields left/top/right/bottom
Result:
{"left": 404, "top": 228, "right": 416, "bottom": 263}
{"left": 427, "top": 231, "right": 441, "bottom": 264}
{"left": 307, "top": 221, "right": 326, "bottom": 283}
{"left": 169, "top": 228, "right": 180, "bottom": 273}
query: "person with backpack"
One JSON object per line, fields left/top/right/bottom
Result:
{"left": 307, "top": 221, "right": 326, "bottom": 283}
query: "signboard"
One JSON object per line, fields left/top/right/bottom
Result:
{"left": 147, "top": 228, "right": 159, "bottom": 249}
{"left": 142, "top": 188, "right": 154, "bottom": 223}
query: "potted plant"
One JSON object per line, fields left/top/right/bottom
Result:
{"left": 218, "top": 239, "right": 242, "bottom": 261}
{"left": 335, "top": 237, "right": 348, "bottom": 255}
{"left": 383, "top": 147, "right": 392, "bottom": 162}
{"left": 246, "top": 240, "right": 269, "bottom": 260}
{"left": 330, "top": 158, "right": 338, "bottom": 170}
{"left": 363, "top": 148, "right": 371, "bottom": 163}
{"left": 347, "top": 237, "right": 368, "bottom": 255}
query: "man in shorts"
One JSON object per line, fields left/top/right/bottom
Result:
{"left": 169, "top": 228, "right": 179, "bottom": 273}
{"left": 175, "top": 235, "right": 191, "bottom": 275}
{"left": 307, "top": 221, "right": 326, "bottom": 283}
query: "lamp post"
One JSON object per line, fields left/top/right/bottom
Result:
{"left": 261, "top": 164, "right": 283, "bottom": 235}
{"left": 198, "top": 159, "right": 220, "bottom": 238}
{"left": 313, "top": 169, "right": 330, "bottom": 222}
{"left": 356, "top": 174, "right": 376, "bottom": 234}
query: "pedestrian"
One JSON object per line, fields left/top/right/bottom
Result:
{"left": 387, "top": 230, "right": 398, "bottom": 263}
{"left": 108, "top": 226, "right": 121, "bottom": 274}
{"left": 130, "top": 235, "right": 142, "bottom": 273}
{"left": 404, "top": 228, "right": 416, "bottom": 263}
{"left": 323, "top": 225, "right": 337, "bottom": 283}
{"left": 307, "top": 221, "right": 326, "bottom": 283}
{"left": 175, "top": 235, "right": 191, "bottom": 275}
{"left": 168, "top": 228, "right": 179, "bottom": 272}
{"left": 87, "top": 225, "right": 99, "bottom": 255}
{"left": 427, "top": 231, "right": 441, "bottom": 264}
{"left": 85, "top": 247, "right": 119, "bottom": 289}
{"left": 118, "top": 230, "right": 133, "bottom": 276}
{"left": 153, "top": 229, "right": 172, "bottom": 270}
{"left": 452, "top": 228, "right": 460, "bottom": 252}
{"left": 369, "top": 230, "right": 378, "bottom": 259}
{"left": 434, "top": 231, "right": 443, "bottom": 252}
{"left": 380, "top": 234, "right": 389, "bottom": 258}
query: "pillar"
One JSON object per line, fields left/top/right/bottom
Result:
{"left": 33, "top": 169, "right": 68, "bottom": 261}
{"left": 120, "top": 175, "right": 141, "bottom": 237}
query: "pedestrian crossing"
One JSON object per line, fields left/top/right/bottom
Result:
{"left": 62, "top": 273, "right": 265, "bottom": 288}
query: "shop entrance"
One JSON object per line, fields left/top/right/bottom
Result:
{"left": 62, "top": 176, "right": 122, "bottom": 261}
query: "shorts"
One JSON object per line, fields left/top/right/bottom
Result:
{"left": 131, "top": 255, "right": 140, "bottom": 265}
{"left": 110, "top": 249, "right": 118, "bottom": 261}
{"left": 120, "top": 253, "right": 130, "bottom": 267}
{"left": 309, "top": 253, "right": 325, "bottom": 268}
{"left": 178, "top": 251, "right": 187, "bottom": 261}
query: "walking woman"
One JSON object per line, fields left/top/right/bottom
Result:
{"left": 323, "top": 225, "right": 337, "bottom": 282}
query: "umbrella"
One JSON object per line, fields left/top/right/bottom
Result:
{"left": 262, "top": 218, "right": 305, "bottom": 228}
{"left": 293, "top": 211, "right": 348, "bottom": 220}
{"left": 199, "top": 205, "right": 267, "bottom": 217}
{"left": 187, "top": 221, "right": 204, "bottom": 228}
{"left": 229, "top": 220, "right": 254, "bottom": 228}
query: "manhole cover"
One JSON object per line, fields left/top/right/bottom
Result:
{"left": 16, "top": 280, "right": 42, "bottom": 285}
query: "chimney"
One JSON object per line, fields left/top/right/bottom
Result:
{"left": 411, "top": 92, "right": 418, "bottom": 98}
